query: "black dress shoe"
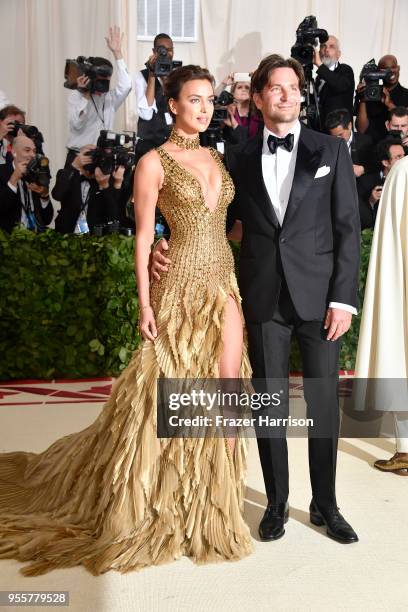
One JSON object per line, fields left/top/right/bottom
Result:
{"left": 309, "top": 500, "right": 359, "bottom": 543}
{"left": 258, "top": 502, "right": 289, "bottom": 541}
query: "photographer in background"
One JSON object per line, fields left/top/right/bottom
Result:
{"left": 53, "top": 144, "right": 133, "bottom": 235}
{"left": 355, "top": 55, "right": 408, "bottom": 143}
{"left": 386, "top": 105, "right": 408, "bottom": 151}
{"left": 325, "top": 108, "right": 376, "bottom": 177}
{"left": 222, "top": 75, "right": 263, "bottom": 144}
{"left": 0, "top": 134, "right": 53, "bottom": 233}
{"left": 65, "top": 26, "right": 132, "bottom": 165}
{"left": 313, "top": 35, "right": 354, "bottom": 129}
{"left": 134, "top": 33, "right": 175, "bottom": 153}
{"left": 0, "top": 105, "right": 26, "bottom": 166}
{"left": 357, "top": 136, "right": 405, "bottom": 229}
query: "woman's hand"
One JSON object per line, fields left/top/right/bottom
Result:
{"left": 223, "top": 104, "right": 239, "bottom": 129}
{"left": 139, "top": 306, "right": 157, "bottom": 341}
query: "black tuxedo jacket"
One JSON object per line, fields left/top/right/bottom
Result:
{"left": 0, "top": 164, "right": 54, "bottom": 233}
{"left": 226, "top": 125, "right": 361, "bottom": 323}
{"left": 356, "top": 169, "right": 382, "bottom": 230}
{"left": 350, "top": 131, "right": 377, "bottom": 171}
{"left": 52, "top": 167, "right": 131, "bottom": 234}
{"left": 317, "top": 62, "right": 355, "bottom": 128}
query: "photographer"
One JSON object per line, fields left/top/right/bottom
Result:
{"left": 357, "top": 136, "right": 405, "bottom": 229}
{"left": 0, "top": 134, "right": 53, "bottom": 233}
{"left": 0, "top": 105, "right": 26, "bottom": 166}
{"left": 355, "top": 55, "right": 408, "bottom": 142}
{"left": 221, "top": 77, "right": 263, "bottom": 144}
{"left": 325, "top": 108, "right": 376, "bottom": 176}
{"left": 386, "top": 106, "right": 408, "bottom": 151}
{"left": 53, "top": 144, "right": 133, "bottom": 234}
{"left": 65, "top": 26, "right": 132, "bottom": 164}
{"left": 134, "top": 33, "right": 174, "bottom": 152}
{"left": 313, "top": 35, "right": 354, "bottom": 129}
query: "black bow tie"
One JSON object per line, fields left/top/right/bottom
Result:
{"left": 267, "top": 133, "right": 294, "bottom": 155}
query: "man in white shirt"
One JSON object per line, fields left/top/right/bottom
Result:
{"left": 226, "top": 54, "right": 360, "bottom": 544}
{"left": 134, "top": 33, "right": 174, "bottom": 153}
{"left": 66, "top": 26, "right": 132, "bottom": 164}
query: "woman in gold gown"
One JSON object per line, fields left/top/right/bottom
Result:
{"left": 0, "top": 65, "right": 253, "bottom": 576}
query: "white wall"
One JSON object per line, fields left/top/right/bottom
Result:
{"left": 1, "top": 0, "right": 407, "bottom": 174}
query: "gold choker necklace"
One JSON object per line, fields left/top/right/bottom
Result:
{"left": 169, "top": 129, "right": 200, "bottom": 150}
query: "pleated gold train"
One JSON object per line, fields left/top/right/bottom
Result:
{"left": 0, "top": 146, "right": 254, "bottom": 576}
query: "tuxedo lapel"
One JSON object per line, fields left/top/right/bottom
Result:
{"left": 282, "top": 126, "right": 323, "bottom": 228}
{"left": 245, "top": 135, "right": 280, "bottom": 228}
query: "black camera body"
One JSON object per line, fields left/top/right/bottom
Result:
{"left": 23, "top": 154, "right": 51, "bottom": 188}
{"left": 92, "top": 221, "right": 134, "bottom": 236}
{"left": 84, "top": 130, "right": 136, "bottom": 175}
{"left": 291, "top": 15, "right": 328, "bottom": 69}
{"left": 360, "top": 59, "right": 393, "bottom": 102}
{"left": 147, "top": 45, "right": 182, "bottom": 77}
{"left": 9, "top": 121, "right": 45, "bottom": 154}
{"left": 64, "top": 56, "right": 113, "bottom": 94}
{"left": 210, "top": 90, "right": 234, "bottom": 125}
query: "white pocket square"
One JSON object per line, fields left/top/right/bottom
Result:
{"left": 314, "top": 165, "right": 330, "bottom": 178}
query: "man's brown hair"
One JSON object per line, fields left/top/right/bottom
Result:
{"left": 251, "top": 54, "right": 305, "bottom": 95}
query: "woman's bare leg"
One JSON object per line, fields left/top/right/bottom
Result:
{"left": 219, "top": 295, "right": 244, "bottom": 455}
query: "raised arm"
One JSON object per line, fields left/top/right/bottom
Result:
{"left": 133, "top": 150, "right": 163, "bottom": 340}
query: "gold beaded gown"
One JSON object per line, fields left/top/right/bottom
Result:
{"left": 0, "top": 146, "right": 253, "bottom": 576}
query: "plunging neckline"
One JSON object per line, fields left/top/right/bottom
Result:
{"left": 159, "top": 147, "right": 224, "bottom": 214}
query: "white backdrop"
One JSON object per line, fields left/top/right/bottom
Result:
{"left": 1, "top": 0, "right": 407, "bottom": 173}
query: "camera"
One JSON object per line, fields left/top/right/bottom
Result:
{"left": 387, "top": 129, "right": 404, "bottom": 140}
{"left": 199, "top": 90, "right": 235, "bottom": 148}
{"left": 9, "top": 121, "right": 45, "bottom": 154}
{"left": 210, "top": 90, "right": 234, "bottom": 125}
{"left": 84, "top": 130, "right": 136, "bottom": 175}
{"left": 92, "top": 221, "right": 134, "bottom": 236}
{"left": 23, "top": 154, "right": 51, "bottom": 188}
{"left": 148, "top": 46, "right": 182, "bottom": 77}
{"left": 359, "top": 59, "right": 393, "bottom": 102}
{"left": 291, "top": 15, "right": 328, "bottom": 69}
{"left": 64, "top": 56, "right": 113, "bottom": 94}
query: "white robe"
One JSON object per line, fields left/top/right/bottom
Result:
{"left": 355, "top": 156, "right": 408, "bottom": 451}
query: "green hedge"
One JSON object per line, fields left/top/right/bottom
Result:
{"left": 0, "top": 228, "right": 373, "bottom": 380}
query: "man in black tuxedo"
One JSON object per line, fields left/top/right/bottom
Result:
{"left": 357, "top": 137, "right": 405, "bottom": 230}
{"left": 0, "top": 134, "right": 53, "bottom": 233}
{"left": 313, "top": 36, "right": 354, "bottom": 130}
{"left": 325, "top": 108, "right": 377, "bottom": 177}
{"left": 53, "top": 145, "right": 133, "bottom": 234}
{"left": 226, "top": 54, "right": 360, "bottom": 544}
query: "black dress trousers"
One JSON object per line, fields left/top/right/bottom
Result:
{"left": 246, "top": 277, "right": 341, "bottom": 510}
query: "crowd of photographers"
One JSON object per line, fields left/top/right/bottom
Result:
{"left": 1, "top": 20, "right": 407, "bottom": 236}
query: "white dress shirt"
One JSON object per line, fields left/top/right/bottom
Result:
{"left": 66, "top": 58, "right": 132, "bottom": 150}
{"left": 134, "top": 71, "right": 173, "bottom": 125}
{"left": 261, "top": 121, "right": 356, "bottom": 315}
{"left": 347, "top": 131, "right": 353, "bottom": 154}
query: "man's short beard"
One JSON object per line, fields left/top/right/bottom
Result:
{"left": 270, "top": 109, "right": 299, "bottom": 124}
{"left": 321, "top": 56, "right": 337, "bottom": 68}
